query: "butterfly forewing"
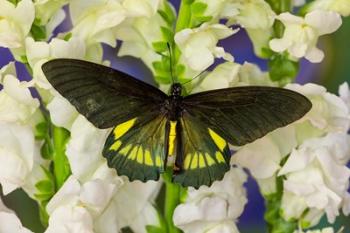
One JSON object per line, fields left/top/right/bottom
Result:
{"left": 42, "top": 59, "right": 167, "bottom": 129}
{"left": 182, "top": 86, "right": 312, "bottom": 146}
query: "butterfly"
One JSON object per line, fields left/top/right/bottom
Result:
{"left": 42, "top": 59, "right": 312, "bottom": 188}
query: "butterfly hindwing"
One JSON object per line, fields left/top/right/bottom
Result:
{"left": 183, "top": 86, "right": 312, "bottom": 146}
{"left": 172, "top": 113, "right": 231, "bottom": 188}
{"left": 103, "top": 114, "right": 168, "bottom": 181}
{"left": 42, "top": 59, "right": 167, "bottom": 129}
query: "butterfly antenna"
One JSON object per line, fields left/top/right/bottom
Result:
{"left": 167, "top": 43, "right": 175, "bottom": 84}
{"left": 182, "top": 69, "right": 207, "bottom": 86}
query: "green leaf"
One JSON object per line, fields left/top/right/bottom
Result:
{"left": 161, "top": 26, "right": 174, "bottom": 43}
{"left": 35, "top": 180, "right": 54, "bottom": 194}
{"left": 7, "top": 0, "right": 20, "bottom": 6}
{"left": 175, "top": 64, "right": 185, "bottom": 77}
{"left": 35, "top": 122, "right": 48, "bottom": 140}
{"left": 152, "top": 41, "right": 168, "bottom": 53}
{"left": 34, "top": 193, "right": 53, "bottom": 202}
{"left": 64, "top": 32, "right": 72, "bottom": 41}
{"left": 30, "top": 22, "right": 46, "bottom": 41}
{"left": 191, "top": 2, "right": 207, "bottom": 16}
{"left": 192, "top": 15, "right": 213, "bottom": 27}
{"left": 268, "top": 54, "right": 299, "bottom": 84}
{"left": 41, "top": 142, "right": 53, "bottom": 160}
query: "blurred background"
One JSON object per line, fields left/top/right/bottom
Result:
{"left": 0, "top": 1, "right": 349, "bottom": 232}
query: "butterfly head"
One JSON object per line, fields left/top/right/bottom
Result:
{"left": 171, "top": 83, "right": 183, "bottom": 96}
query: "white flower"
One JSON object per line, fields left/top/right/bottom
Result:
{"left": 192, "top": 62, "right": 240, "bottom": 93}
{"left": 0, "top": 0, "right": 34, "bottom": 56}
{"left": 0, "top": 123, "right": 36, "bottom": 195}
{"left": 0, "top": 197, "right": 33, "bottom": 233}
{"left": 122, "top": 0, "right": 161, "bottom": 18}
{"left": 116, "top": 13, "right": 165, "bottom": 72}
{"left": 173, "top": 168, "right": 247, "bottom": 233}
{"left": 46, "top": 176, "right": 118, "bottom": 233}
{"left": 293, "top": 0, "right": 306, "bottom": 7}
{"left": 286, "top": 83, "right": 350, "bottom": 134}
{"left": 69, "top": 0, "right": 127, "bottom": 47}
{"left": 34, "top": 0, "right": 69, "bottom": 25}
{"left": 308, "top": 0, "right": 350, "bottom": 17}
{"left": 193, "top": 61, "right": 275, "bottom": 93}
{"left": 66, "top": 116, "right": 110, "bottom": 181}
{"left": 47, "top": 95, "right": 79, "bottom": 130}
{"left": 279, "top": 133, "right": 350, "bottom": 224}
{"left": 128, "top": 203, "right": 160, "bottom": 233}
{"left": 269, "top": 10, "right": 342, "bottom": 63}
{"left": 25, "top": 37, "right": 88, "bottom": 92}
{"left": 0, "top": 74, "right": 40, "bottom": 124}
{"left": 227, "top": 0, "right": 275, "bottom": 30}
{"left": 175, "top": 23, "right": 237, "bottom": 71}
{"left": 232, "top": 125, "right": 297, "bottom": 195}
{"left": 102, "top": 180, "right": 161, "bottom": 230}
{"left": 338, "top": 82, "right": 350, "bottom": 112}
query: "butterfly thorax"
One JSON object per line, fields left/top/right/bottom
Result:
{"left": 162, "top": 83, "right": 184, "bottom": 121}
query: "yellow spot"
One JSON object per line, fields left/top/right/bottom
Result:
{"left": 113, "top": 118, "right": 137, "bottom": 140}
{"left": 144, "top": 150, "right": 153, "bottom": 166}
{"left": 184, "top": 154, "right": 192, "bottom": 169}
{"left": 215, "top": 151, "right": 226, "bottom": 163}
{"left": 136, "top": 146, "right": 144, "bottom": 163}
{"left": 110, "top": 140, "right": 122, "bottom": 151}
{"left": 198, "top": 153, "right": 206, "bottom": 168}
{"left": 168, "top": 121, "right": 177, "bottom": 156}
{"left": 129, "top": 146, "right": 138, "bottom": 160}
{"left": 208, "top": 129, "right": 226, "bottom": 152}
{"left": 190, "top": 153, "right": 198, "bottom": 169}
{"left": 155, "top": 156, "right": 162, "bottom": 167}
{"left": 120, "top": 144, "right": 132, "bottom": 156}
{"left": 205, "top": 153, "right": 216, "bottom": 166}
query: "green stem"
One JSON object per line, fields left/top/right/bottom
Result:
{"left": 163, "top": 168, "right": 182, "bottom": 233}
{"left": 52, "top": 125, "right": 71, "bottom": 189}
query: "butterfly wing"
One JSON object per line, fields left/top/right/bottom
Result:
{"left": 42, "top": 59, "right": 169, "bottom": 181}
{"left": 172, "top": 116, "right": 231, "bottom": 188}
{"left": 103, "top": 114, "right": 168, "bottom": 181}
{"left": 182, "top": 86, "right": 312, "bottom": 146}
{"left": 42, "top": 59, "right": 167, "bottom": 129}
{"left": 173, "top": 86, "right": 311, "bottom": 188}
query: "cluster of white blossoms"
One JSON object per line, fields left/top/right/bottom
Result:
{"left": 0, "top": 0, "right": 350, "bottom": 233}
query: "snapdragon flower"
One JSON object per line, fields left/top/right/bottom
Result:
{"left": 0, "top": 0, "right": 35, "bottom": 59}
{"left": 173, "top": 168, "right": 247, "bottom": 233}
{"left": 270, "top": 10, "right": 342, "bottom": 63}
{"left": 308, "top": 0, "right": 350, "bottom": 17}
{"left": 175, "top": 23, "right": 236, "bottom": 71}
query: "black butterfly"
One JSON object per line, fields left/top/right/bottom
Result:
{"left": 42, "top": 59, "right": 312, "bottom": 188}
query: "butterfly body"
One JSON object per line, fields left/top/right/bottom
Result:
{"left": 42, "top": 59, "right": 312, "bottom": 188}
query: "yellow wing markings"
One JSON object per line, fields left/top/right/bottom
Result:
{"left": 208, "top": 128, "right": 227, "bottom": 152}
{"left": 144, "top": 150, "right": 154, "bottom": 166}
{"left": 205, "top": 153, "right": 216, "bottom": 166}
{"left": 168, "top": 121, "right": 177, "bottom": 156}
{"left": 198, "top": 153, "right": 206, "bottom": 168}
{"left": 110, "top": 140, "right": 122, "bottom": 151}
{"left": 215, "top": 151, "right": 226, "bottom": 163}
{"left": 113, "top": 118, "right": 137, "bottom": 140}
{"left": 183, "top": 150, "right": 227, "bottom": 170}
{"left": 119, "top": 144, "right": 132, "bottom": 156}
